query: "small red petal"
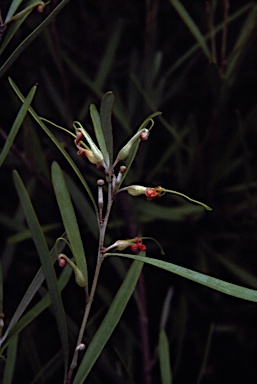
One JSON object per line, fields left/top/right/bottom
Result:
{"left": 130, "top": 244, "right": 139, "bottom": 252}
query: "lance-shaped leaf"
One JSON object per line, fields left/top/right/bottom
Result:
{"left": 2, "top": 334, "right": 18, "bottom": 384}
{"left": 168, "top": 0, "right": 210, "bottom": 59}
{"left": 107, "top": 253, "right": 257, "bottom": 302}
{"left": 0, "top": 0, "right": 71, "bottom": 76}
{"left": 100, "top": 91, "right": 114, "bottom": 165}
{"left": 0, "top": 235, "right": 66, "bottom": 348}
{"left": 159, "top": 329, "right": 172, "bottom": 384}
{"left": 12, "top": 171, "right": 69, "bottom": 374}
{"left": 8, "top": 78, "right": 98, "bottom": 216}
{"left": 51, "top": 162, "right": 88, "bottom": 293}
{"left": 0, "top": 84, "right": 37, "bottom": 167}
{"left": 73, "top": 259, "right": 144, "bottom": 383}
{"left": 89, "top": 104, "right": 110, "bottom": 167}
{"left": 0, "top": 262, "right": 72, "bottom": 355}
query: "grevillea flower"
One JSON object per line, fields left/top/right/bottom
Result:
{"left": 119, "top": 185, "right": 165, "bottom": 201}
{"left": 129, "top": 237, "right": 146, "bottom": 252}
{"left": 103, "top": 237, "right": 146, "bottom": 253}
{"left": 145, "top": 186, "right": 165, "bottom": 201}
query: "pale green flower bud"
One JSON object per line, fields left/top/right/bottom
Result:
{"left": 126, "top": 185, "right": 147, "bottom": 196}
{"left": 58, "top": 254, "right": 87, "bottom": 288}
{"left": 114, "top": 128, "right": 148, "bottom": 164}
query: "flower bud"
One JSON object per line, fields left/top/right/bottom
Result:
{"left": 114, "top": 129, "right": 148, "bottom": 164}
{"left": 76, "top": 343, "right": 86, "bottom": 351}
{"left": 126, "top": 185, "right": 147, "bottom": 196}
{"left": 73, "top": 123, "right": 104, "bottom": 166}
{"left": 77, "top": 147, "right": 100, "bottom": 164}
{"left": 57, "top": 254, "right": 87, "bottom": 288}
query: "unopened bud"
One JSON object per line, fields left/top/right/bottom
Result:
{"left": 114, "top": 129, "right": 148, "bottom": 164}
{"left": 57, "top": 254, "right": 87, "bottom": 288}
{"left": 126, "top": 185, "right": 147, "bottom": 196}
{"left": 77, "top": 147, "right": 99, "bottom": 164}
{"left": 116, "top": 165, "right": 127, "bottom": 185}
{"left": 73, "top": 123, "right": 104, "bottom": 166}
{"left": 97, "top": 179, "right": 104, "bottom": 208}
{"left": 76, "top": 343, "right": 86, "bottom": 351}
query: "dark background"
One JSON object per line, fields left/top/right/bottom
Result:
{"left": 1, "top": 0, "right": 257, "bottom": 383}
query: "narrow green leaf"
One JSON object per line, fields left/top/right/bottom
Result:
{"left": 8, "top": 78, "right": 98, "bottom": 215}
{"left": 51, "top": 162, "right": 88, "bottom": 289}
{"left": 90, "top": 104, "right": 109, "bottom": 167}
{"left": 159, "top": 329, "right": 172, "bottom": 384}
{"left": 107, "top": 254, "right": 257, "bottom": 302}
{"left": 100, "top": 91, "right": 114, "bottom": 165}
{"left": 0, "top": 263, "right": 72, "bottom": 355}
{"left": 0, "top": 235, "right": 66, "bottom": 349}
{"left": 12, "top": 171, "right": 69, "bottom": 374}
{"left": 64, "top": 173, "right": 98, "bottom": 239}
{"left": 168, "top": 0, "right": 211, "bottom": 59}
{"left": 95, "top": 22, "right": 122, "bottom": 88}
{"left": 0, "top": 85, "right": 37, "bottom": 167}
{"left": 0, "top": 0, "right": 36, "bottom": 55}
{"left": 73, "top": 259, "right": 144, "bottom": 383}
{"left": 225, "top": 5, "right": 257, "bottom": 83}
{"left": 4, "top": 0, "right": 23, "bottom": 22}
{"left": 3, "top": 334, "right": 18, "bottom": 384}
{"left": 0, "top": 0, "right": 71, "bottom": 76}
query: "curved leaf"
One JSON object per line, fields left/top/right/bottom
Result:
{"left": 3, "top": 334, "right": 18, "bottom": 384}
{"left": 51, "top": 162, "right": 88, "bottom": 290}
{"left": 159, "top": 329, "right": 172, "bottom": 384}
{"left": 8, "top": 78, "right": 98, "bottom": 215}
{"left": 12, "top": 171, "right": 69, "bottom": 374}
{"left": 107, "top": 253, "right": 257, "bottom": 302}
{"left": 168, "top": 0, "right": 210, "bottom": 59}
{"left": 0, "top": 0, "right": 71, "bottom": 76}
{"left": 73, "top": 259, "right": 144, "bottom": 383}
{"left": 100, "top": 91, "right": 114, "bottom": 165}
{"left": 0, "top": 84, "right": 37, "bottom": 167}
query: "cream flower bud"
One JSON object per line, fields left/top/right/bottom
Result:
{"left": 126, "top": 185, "right": 147, "bottom": 196}
{"left": 73, "top": 123, "right": 104, "bottom": 165}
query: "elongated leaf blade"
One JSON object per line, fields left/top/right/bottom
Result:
{"left": 90, "top": 104, "right": 109, "bottom": 167}
{"left": 4, "top": 0, "right": 23, "bottom": 22}
{"left": 73, "top": 259, "right": 144, "bottom": 383}
{"left": 0, "top": 0, "right": 36, "bottom": 55}
{"left": 108, "top": 254, "right": 257, "bottom": 302}
{"left": 12, "top": 171, "right": 69, "bottom": 374}
{"left": 0, "top": 0, "right": 71, "bottom": 76}
{"left": 168, "top": 0, "right": 210, "bottom": 59}
{"left": 0, "top": 235, "right": 66, "bottom": 348}
{"left": 3, "top": 334, "right": 18, "bottom": 384}
{"left": 0, "top": 263, "right": 72, "bottom": 355}
{"left": 100, "top": 91, "right": 114, "bottom": 165}
{"left": 159, "top": 329, "right": 172, "bottom": 384}
{"left": 0, "top": 85, "right": 37, "bottom": 167}
{"left": 8, "top": 78, "right": 98, "bottom": 215}
{"left": 51, "top": 161, "right": 88, "bottom": 287}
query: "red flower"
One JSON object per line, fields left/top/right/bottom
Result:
{"left": 129, "top": 237, "right": 146, "bottom": 253}
{"left": 145, "top": 186, "right": 165, "bottom": 201}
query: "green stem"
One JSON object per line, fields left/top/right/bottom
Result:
{"left": 65, "top": 178, "right": 114, "bottom": 384}
{"left": 163, "top": 188, "right": 212, "bottom": 211}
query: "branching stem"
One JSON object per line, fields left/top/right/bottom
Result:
{"left": 65, "top": 178, "right": 114, "bottom": 384}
